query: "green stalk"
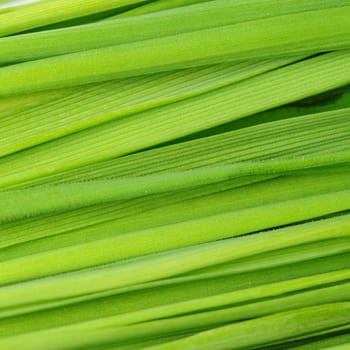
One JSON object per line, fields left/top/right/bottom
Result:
{"left": 0, "top": 275, "right": 349, "bottom": 350}
{"left": 42, "top": 271, "right": 350, "bottom": 328}
{"left": 21, "top": 138, "right": 350, "bottom": 191}
{"left": 1, "top": 251, "right": 348, "bottom": 335}
{"left": 0, "top": 86, "right": 77, "bottom": 115}
{"left": 222, "top": 87, "right": 350, "bottom": 133}
{"left": 1, "top": 187, "right": 350, "bottom": 285}
{"left": 147, "top": 304, "right": 350, "bottom": 350}
{"left": 0, "top": 0, "right": 147, "bottom": 36}
{"left": 1, "top": 8, "right": 350, "bottom": 96}
{"left": 277, "top": 327, "right": 350, "bottom": 350}
{"left": 324, "top": 344, "right": 350, "bottom": 350}
{"left": 1, "top": 52, "right": 350, "bottom": 189}
{"left": 0, "top": 214, "right": 349, "bottom": 314}
{"left": 0, "top": 2, "right": 349, "bottom": 349}
{"left": 186, "top": 237, "right": 350, "bottom": 280}
{"left": 0, "top": 176, "right": 268, "bottom": 251}
{"left": 1, "top": 169, "right": 347, "bottom": 258}
{"left": 1, "top": 154, "right": 350, "bottom": 223}
{"left": 1, "top": 0, "right": 348, "bottom": 64}
{"left": 115, "top": 0, "right": 211, "bottom": 18}
{"left": 292, "top": 333, "right": 350, "bottom": 349}
{"left": 0, "top": 58, "right": 294, "bottom": 158}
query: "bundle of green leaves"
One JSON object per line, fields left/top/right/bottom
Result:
{"left": 0, "top": 0, "right": 349, "bottom": 349}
